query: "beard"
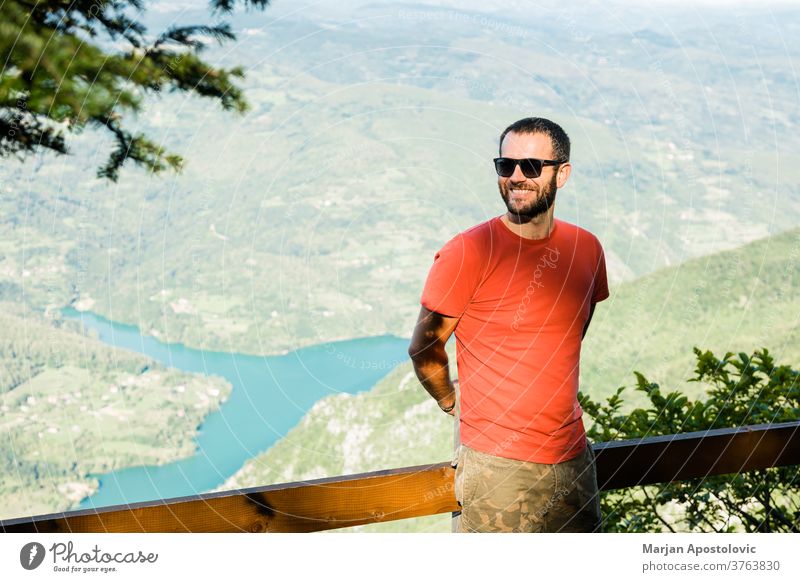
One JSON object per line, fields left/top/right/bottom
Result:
{"left": 499, "top": 173, "right": 558, "bottom": 219}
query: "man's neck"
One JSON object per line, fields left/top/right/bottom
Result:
{"left": 501, "top": 207, "right": 556, "bottom": 240}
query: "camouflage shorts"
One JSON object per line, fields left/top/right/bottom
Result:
{"left": 451, "top": 441, "right": 602, "bottom": 533}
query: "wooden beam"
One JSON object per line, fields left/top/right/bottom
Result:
{"left": 594, "top": 420, "right": 800, "bottom": 490}
{"left": 2, "top": 421, "right": 798, "bottom": 533}
{"left": 0, "top": 463, "right": 457, "bottom": 533}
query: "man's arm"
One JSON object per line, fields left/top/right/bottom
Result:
{"left": 582, "top": 302, "right": 597, "bottom": 340}
{"left": 407, "top": 305, "right": 459, "bottom": 416}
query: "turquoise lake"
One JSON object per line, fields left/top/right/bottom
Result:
{"left": 61, "top": 308, "right": 410, "bottom": 510}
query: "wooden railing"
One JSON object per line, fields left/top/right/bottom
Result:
{"left": 2, "top": 421, "right": 798, "bottom": 533}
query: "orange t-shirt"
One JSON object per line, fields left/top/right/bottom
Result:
{"left": 420, "top": 216, "right": 609, "bottom": 464}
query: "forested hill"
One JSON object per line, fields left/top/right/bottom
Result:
{"left": 0, "top": 307, "right": 230, "bottom": 520}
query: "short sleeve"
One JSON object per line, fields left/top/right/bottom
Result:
{"left": 591, "top": 243, "right": 610, "bottom": 303}
{"left": 420, "top": 234, "right": 482, "bottom": 318}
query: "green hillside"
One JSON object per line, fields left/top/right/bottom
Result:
{"left": 585, "top": 226, "right": 800, "bottom": 406}
{"left": 217, "top": 226, "right": 800, "bottom": 532}
{"left": 0, "top": 307, "right": 231, "bottom": 520}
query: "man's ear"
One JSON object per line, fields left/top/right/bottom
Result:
{"left": 557, "top": 162, "right": 572, "bottom": 188}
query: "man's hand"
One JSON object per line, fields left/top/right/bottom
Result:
{"left": 439, "top": 379, "right": 459, "bottom": 416}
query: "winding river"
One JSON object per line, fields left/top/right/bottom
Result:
{"left": 61, "top": 308, "right": 410, "bottom": 510}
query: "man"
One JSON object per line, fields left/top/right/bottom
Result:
{"left": 408, "top": 117, "right": 609, "bottom": 533}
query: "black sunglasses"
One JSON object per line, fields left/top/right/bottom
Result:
{"left": 493, "top": 157, "right": 567, "bottom": 178}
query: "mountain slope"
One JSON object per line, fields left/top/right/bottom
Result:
{"left": 0, "top": 306, "right": 231, "bottom": 520}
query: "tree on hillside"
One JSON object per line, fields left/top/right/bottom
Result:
{"left": 0, "top": 0, "right": 270, "bottom": 181}
{"left": 580, "top": 348, "right": 800, "bottom": 532}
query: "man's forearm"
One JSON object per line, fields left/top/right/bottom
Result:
{"left": 409, "top": 345, "right": 456, "bottom": 411}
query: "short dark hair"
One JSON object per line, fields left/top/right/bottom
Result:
{"left": 498, "top": 117, "right": 570, "bottom": 162}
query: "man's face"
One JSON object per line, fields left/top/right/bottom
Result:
{"left": 497, "top": 131, "right": 568, "bottom": 220}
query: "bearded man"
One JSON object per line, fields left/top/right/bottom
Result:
{"left": 408, "top": 117, "right": 609, "bottom": 533}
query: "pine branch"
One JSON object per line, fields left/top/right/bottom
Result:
{"left": 153, "top": 24, "right": 236, "bottom": 51}
{"left": 0, "top": 0, "right": 269, "bottom": 180}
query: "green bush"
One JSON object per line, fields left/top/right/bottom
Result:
{"left": 580, "top": 348, "right": 800, "bottom": 532}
